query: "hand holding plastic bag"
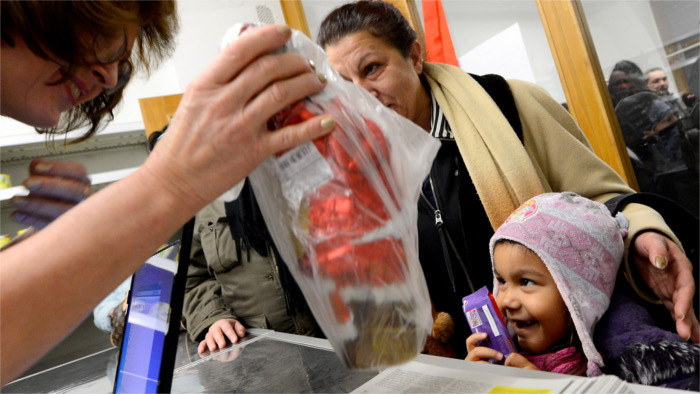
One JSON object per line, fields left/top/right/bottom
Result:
{"left": 222, "top": 24, "right": 440, "bottom": 370}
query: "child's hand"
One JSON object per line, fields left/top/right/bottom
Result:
{"left": 504, "top": 353, "right": 540, "bottom": 371}
{"left": 465, "top": 332, "right": 504, "bottom": 363}
{"left": 198, "top": 318, "right": 246, "bottom": 354}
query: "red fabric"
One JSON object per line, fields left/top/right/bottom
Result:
{"left": 422, "top": 0, "right": 459, "bottom": 66}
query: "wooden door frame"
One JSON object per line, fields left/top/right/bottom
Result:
{"left": 536, "top": 0, "right": 638, "bottom": 189}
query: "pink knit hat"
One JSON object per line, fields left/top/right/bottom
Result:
{"left": 489, "top": 192, "right": 629, "bottom": 376}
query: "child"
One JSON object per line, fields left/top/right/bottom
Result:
{"left": 466, "top": 192, "right": 628, "bottom": 376}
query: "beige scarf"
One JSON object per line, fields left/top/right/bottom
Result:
{"left": 423, "top": 63, "right": 545, "bottom": 229}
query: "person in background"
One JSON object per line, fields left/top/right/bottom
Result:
{"left": 615, "top": 92, "right": 698, "bottom": 216}
{"left": 467, "top": 192, "right": 628, "bottom": 376}
{"left": 183, "top": 183, "right": 320, "bottom": 355}
{"left": 145, "top": 123, "right": 320, "bottom": 355}
{"left": 93, "top": 277, "right": 130, "bottom": 345}
{"left": 0, "top": 0, "right": 333, "bottom": 384}
{"left": 607, "top": 60, "right": 649, "bottom": 108}
{"left": 614, "top": 60, "right": 644, "bottom": 81}
{"left": 646, "top": 67, "right": 689, "bottom": 120}
{"left": 647, "top": 67, "right": 671, "bottom": 95}
{"left": 608, "top": 70, "right": 649, "bottom": 108}
{"left": 317, "top": 1, "right": 698, "bottom": 359}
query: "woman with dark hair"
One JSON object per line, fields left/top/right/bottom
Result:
{"left": 318, "top": 0, "right": 698, "bottom": 361}
{"left": 0, "top": 1, "right": 333, "bottom": 384}
{"left": 608, "top": 70, "right": 649, "bottom": 108}
{"left": 3, "top": 1, "right": 179, "bottom": 230}
{"left": 613, "top": 60, "right": 643, "bottom": 79}
{"left": 1, "top": 1, "right": 177, "bottom": 141}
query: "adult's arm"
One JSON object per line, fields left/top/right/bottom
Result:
{"left": 509, "top": 79, "right": 698, "bottom": 341}
{"left": 0, "top": 25, "right": 335, "bottom": 385}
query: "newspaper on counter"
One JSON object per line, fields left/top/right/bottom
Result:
{"left": 352, "top": 356, "right": 633, "bottom": 394}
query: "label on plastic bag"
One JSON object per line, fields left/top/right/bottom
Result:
{"left": 274, "top": 141, "right": 333, "bottom": 205}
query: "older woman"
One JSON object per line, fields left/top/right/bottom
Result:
{"left": 1, "top": 1, "right": 333, "bottom": 384}
{"left": 318, "top": 1, "right": 698, "bottom": 358}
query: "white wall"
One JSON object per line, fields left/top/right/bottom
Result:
{"left": 439, "top": 0, "right": 565, "bottom": 103}
{"left": 582, "top": 1, "right": 668, "bottom": 79}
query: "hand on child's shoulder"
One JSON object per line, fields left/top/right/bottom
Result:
{"left": 504, "top": 353, "right": 540, "bottom": 371}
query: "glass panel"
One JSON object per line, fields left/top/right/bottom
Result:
{"left": 303, "top": 1, "right": 566, "bottom": 103}
{"left": 582, "top": 0, "right": 699, "bottom": 216}
{"left": 438, "top": 0, "right": 566, "bottom": 103}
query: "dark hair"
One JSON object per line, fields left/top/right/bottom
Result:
{"left": 147, "top": 124, "right": 168, "bottom": 152}
{"left": 317, "top": 1, "right": 416, "bottom": 57}
{"left": 494, "top": 238, "right": 530, "bottom": 253}
{"left": 1, "top": 1, "right": 179, "bottom": 143}
{"left": 607, "top": 70, "right": 649, "bottom": 108}
{"left": 613, "top": 60, "right": 643, "bottom": 78}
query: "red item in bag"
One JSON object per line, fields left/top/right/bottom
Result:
{"left": 228, "top": 23, "right": 438, "bottom": 370}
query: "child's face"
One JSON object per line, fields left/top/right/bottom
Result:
{"left": 493, "top": 242, "right": 570, "bottom": 354}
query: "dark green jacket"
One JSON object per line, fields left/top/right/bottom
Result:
{"left": 182, "top": 199, "right": 318, "bottom": 342}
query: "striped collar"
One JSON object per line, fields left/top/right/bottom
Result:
{"left": 430, "top": 90, "right": 454, "bottom": 140}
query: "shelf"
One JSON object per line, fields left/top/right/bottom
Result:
{"left": 0, "top": 167, "right": 139, "bottom": 202}
{"left": 670, "top": 55, "right": 699, "bottom": 71}
{"left": 666, "top": 42, "right": 700, "bottom": 59}
{"left": 1, "top": 127, "right": 146, "bottom": 164}
{"left": 0, "top": 121, "right": 145, "bottom": 149}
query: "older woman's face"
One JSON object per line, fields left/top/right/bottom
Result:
{"left": 0, "top": 24, "right": 138, "bottom": 128}
{"left": 326, "top": 31, "right": 428, "bottom": 128}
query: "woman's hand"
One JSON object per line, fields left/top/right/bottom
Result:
{"left": 465, "top": 333, "right": 503, "bottom": 363}
{"left": 10, "top": 158, "right": 91, "bottom": 229}
{"left": 633, "top": 231, "right": 699, "bottom": 342}
{"left": 504, "top": 353, "right": 540, "bottom": 370}
{"left": 143, "top": 24, "right": 334, "bottom": 212}
{"left": 198, "top": 318, "right": 246, "bottom": 354}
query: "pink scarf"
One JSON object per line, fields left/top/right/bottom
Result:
{"left": 523, "top": 346, "right": 587, "bottom": 376}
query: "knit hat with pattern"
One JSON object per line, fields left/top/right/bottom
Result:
{"left": 490, "top": 192, "right": 629, "bottom": 376}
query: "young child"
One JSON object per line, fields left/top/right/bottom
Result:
{"left": 466, "top": 192, "right": 628, "bottom": 376}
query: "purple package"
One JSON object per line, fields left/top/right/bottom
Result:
{"left": 462, "top": 286, "right": 516, "bottom": 364}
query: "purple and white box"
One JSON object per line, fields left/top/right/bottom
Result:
{"left": 462, "top": 286, "right": 516, "bottom": 363}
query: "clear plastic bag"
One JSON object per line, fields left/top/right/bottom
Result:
{"left": 221, "top": 24, "right": 440, "bottom": 370}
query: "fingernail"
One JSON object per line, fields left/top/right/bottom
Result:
{"left": 11, "top": 197, "right": 28, "bottom": 208}
{"left": 276, "top": 25, "right": 291, "bottom": 37}
{"left": 653, "top": 256, "right": 668, "bottom": 270}
{"left": 308, "top": 59, "right": 316, "bottom": 70}
{"left": 317, "top": 72, "right": 327, "bottom": 83}
{"left": 677, "top": 313, "right": 687, "bottom": 321}
{"left": 24, "top": 179, "right": 41, "bottom": 191}
{"left": 321, "top": 116, "right": 335, "bottom": 131}
{"left": 497, "top": 352, "right": 503, "bottom": 360}
{"left": 34, "top": 162, "right": 52, "bottom": 174}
